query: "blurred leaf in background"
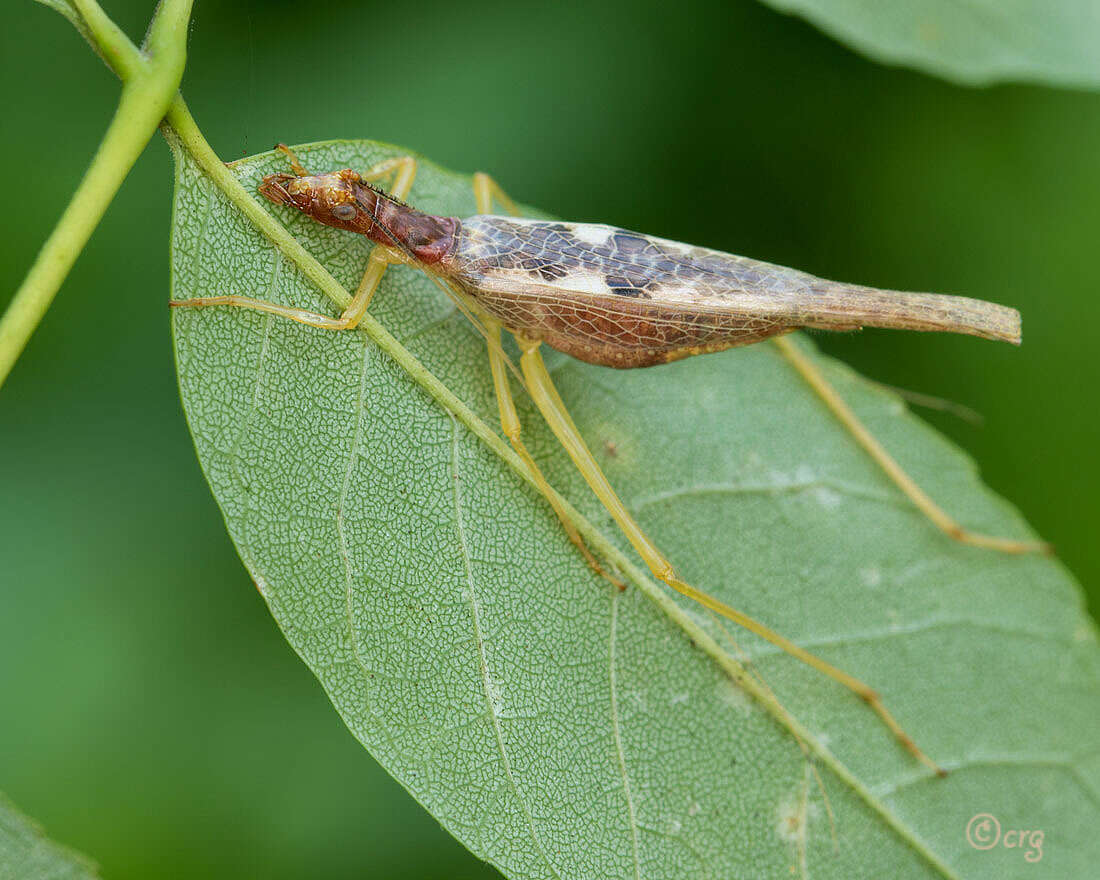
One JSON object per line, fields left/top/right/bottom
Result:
{"left": 0, "top": 793, "right": 99, "bottom": 880}
{"left": 2, "top": 0, "right": 1098, "bottom": 877}
{"left": 761, "top": 0, "right": 1100, "bottom": 86}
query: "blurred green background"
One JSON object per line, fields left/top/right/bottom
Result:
{"left": 1, "top": 0, "right": 1097, "bottom": 876}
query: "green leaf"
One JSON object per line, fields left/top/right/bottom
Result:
{"left": 0, "top": 793, "right": 99, "bottom": 880}
{"left": 169, "top": 139, "right": 1099, "bottom": 879}
{"left": 758, "top": 0, "right": 1100, "bottom": 87}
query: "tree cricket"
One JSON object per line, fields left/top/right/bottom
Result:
{"left": 172, "top": 144, "right": 1048, "bottom": 776}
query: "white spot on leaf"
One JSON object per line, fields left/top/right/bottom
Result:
{"left": 794, "top": 464, "right": 816, "bottom": 483}
{"left": 775, "top": 790, "right": 818, "bottom": 844}
{"left": 813, "top": 486, "right": 841, "bottom": 509}
{"left": 484, "top": 666, "right": 504, "bottom": 718}
{"left": 716, "top": 678, "right": 753, "bottom": 715}
{"left": 860, "top": 566, "right": 882, "bottom": 588}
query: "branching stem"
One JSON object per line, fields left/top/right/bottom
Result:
{"left": 0, "top": 0, "right": 192, "bottom": 389}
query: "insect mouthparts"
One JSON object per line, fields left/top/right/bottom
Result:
{"left": 258, "top": 173, "right": 296, "bottom": 205}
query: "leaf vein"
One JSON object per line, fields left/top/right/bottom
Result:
{"left": 336, "top": 337, "right": 376, "bottom": 703}
{"left": 448, "top": 414, "right": 562, "bottom": 879}
{"left": 608, "top": 590, "right": 642, "bottom": 880}
{"left": 631, "top": 478, "right": 896, "bottom": 511}
{"left": 877, "top": 753, "right": 1100, "bottom": 808}
{"left": 739, "top": 615, "right": 1079, "bottom": 662}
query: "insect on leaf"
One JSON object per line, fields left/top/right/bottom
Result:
{"left": 169, "top": 139, "right": 1099, "bottom": 880}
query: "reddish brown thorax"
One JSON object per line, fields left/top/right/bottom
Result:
{"left": 349, "top": 181, "right": 457, "bottom": 264}
{"left": 259, "top": 168, "right": 457, "bottom": 265}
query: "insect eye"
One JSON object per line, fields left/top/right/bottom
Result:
{"left": 332, "top": 204, "right": 356, "bottom": 220}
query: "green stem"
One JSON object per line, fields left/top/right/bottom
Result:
{"left": 0, "top": 0, "right": 192, "bottom": 390}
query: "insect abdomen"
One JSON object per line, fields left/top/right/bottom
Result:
{"left": 794, "top": 283, "right": 1021, "bottom": 344}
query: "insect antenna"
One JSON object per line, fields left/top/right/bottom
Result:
{"left": 864, "top": 380, "right": 985, "bottom": 426}
{"left": 437, "top": 277, "right": 530, "bottom": 388}
{"left": 362, "top": 180, "right": 410, "bottom": 208}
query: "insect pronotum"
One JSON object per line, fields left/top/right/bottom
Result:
{"left": 172, "top": 144, "right": 1049, "bottom": 776}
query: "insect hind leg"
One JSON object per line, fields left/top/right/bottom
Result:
{"left": 772, "top": 334, "right": 1050, "bottom": 555}
{"left": 516, "top": 334, "right": 945, "bottom": 775}
{"left": 471, "top": 174, "right": 621, "bottom": 584}
{"left": 484, "top": 319, "right": 625, "bottom": 589}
